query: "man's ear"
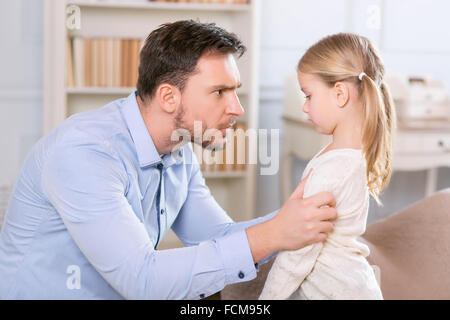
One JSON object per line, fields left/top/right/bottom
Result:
{"left": 333, "top": 82, "right": 350, "bottom": 108}
{"left": 157, "top": 84, "right": 180, "bottom": 113}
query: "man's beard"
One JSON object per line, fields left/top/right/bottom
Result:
{"left": 173, "top": 102, "right": 232, "bottom": 151}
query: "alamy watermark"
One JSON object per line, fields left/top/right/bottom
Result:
{"left": 66, "top": 4, "right": 81, "bottom": 30}
{"left": 169, "top": 121, "right": 280, "bottom": 176}
{"left": 366, "top": 3, "right": 381, "bottom": 30}
{"left": 66, "top": 264, "right": 81, "bottom": 290}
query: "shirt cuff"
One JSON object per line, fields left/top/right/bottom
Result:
{"left": 255, "top": 250, "right": 279, "bottom": 271}
{"left": 215, "top": 229, "right": 257, "bottom": 285}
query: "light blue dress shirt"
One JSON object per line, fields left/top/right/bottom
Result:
{"left": 0, "top": 91, "right": 277, "bottom": 299}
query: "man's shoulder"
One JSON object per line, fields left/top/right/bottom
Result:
{"left": 52, "top": 99, "right": 129, "bottom": 148}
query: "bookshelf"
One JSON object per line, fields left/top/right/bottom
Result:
{"left": 43, "top": 0, "right": 261, "bottom": 249}
{"left": 67, "top": 0, "right": 251, "bottom": 11}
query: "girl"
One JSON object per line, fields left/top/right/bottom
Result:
{"left": 259, "top": 33, "right": 396, "bottom": 300}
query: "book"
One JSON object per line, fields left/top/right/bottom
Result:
{"left": 213, "top": 147, "right": 224, "bottom": 171}
{"left": 112, "top": 38, "right": 122, "bottom": 87}
{"left": 223, "top": 129, "right": 235, "bottom": 171}
{"left": 72, "top": 37, "right": 85, "bottom": 87}
{"left": 84, "top": 38, "right": 91, "bottom": 87}
{"left": 234, "top": 122, "right": 247, "bottom": 170}
{"left": 129, "top": 39, "right": 140, "bottom": 88}
{"left": 99, "top": 38, "right": 107, "bottom": 87}
{"left": 121, "top": 39, "right": 130, "bottom": 87}
{"left": 91, "top": 38, "right": 99, "bottom": 87}
{"left": 66, "top": 37, "right": 74, "bottom": 87}
{"left": 105, "top": 38, "right": 114, "bottom": 87}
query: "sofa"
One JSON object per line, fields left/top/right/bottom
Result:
{"left": 220, "top": 188, "right": 450, "bottom": 300}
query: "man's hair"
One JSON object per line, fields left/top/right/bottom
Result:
{"left": 137, "top": 20, "right": 246, "bottom": 102}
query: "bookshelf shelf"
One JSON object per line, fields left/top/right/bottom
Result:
{"left": 68, "top": 0, "right": 251, "bottom": 12}
{"left": 66, "top": 86, "right": 249, "bottom": 96}
{"left": 44, "top": 0, "right": 260, "bottom": 249}
{"left": 203, "top": 170, "right": 247, "bottom": 179}
{"left": 66, "top": 87, "right": 136, "bottom": 95}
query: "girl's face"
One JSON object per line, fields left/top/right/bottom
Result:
{"left": 297, "top": 71, "right": 339, "bottom": 135}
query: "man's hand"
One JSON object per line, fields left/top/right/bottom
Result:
{"left": 246, "top": 170, "right": 338, "bottom": 263}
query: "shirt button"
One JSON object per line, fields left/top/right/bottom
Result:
{"left": 160, "top": 208, "right": 165, "bottom": 215}
{"left": 238, "top": 271, "right": 245, "bottom": 279}
{"left": 199, "top": 293, "right": 205, "bottom": 299}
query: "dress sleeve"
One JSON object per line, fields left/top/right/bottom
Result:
{"left": 259, "top": 155, "right": 359, "bottom": 300}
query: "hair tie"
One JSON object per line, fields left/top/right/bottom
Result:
{"left": 358, "top": 72, "right": 367, "bottom": 81}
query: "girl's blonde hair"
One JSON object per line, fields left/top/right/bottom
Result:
{"left": 298, "top": 33, "right": 396, "bottom": 205}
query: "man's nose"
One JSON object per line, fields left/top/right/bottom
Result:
{"left": 227, "top": 93, "right": 244, "bottom": 117}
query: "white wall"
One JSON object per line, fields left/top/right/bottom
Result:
{"left": 0, "top": 0, "right": 43, "bottom": 221}
{"left": 0, "top": 0, "right": 449, "bottom": 225}
{"left": 0, "top": 0, "right": 43, "bottom": 184}
{"left": 256, "top": 0, "right": 450, "bottom": 223}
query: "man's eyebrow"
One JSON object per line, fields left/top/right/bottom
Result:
{"left": 210, "top": 83, "right": 242, "bottom": 91}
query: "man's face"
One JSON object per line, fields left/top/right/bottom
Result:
{"left": 175, "top": 53, "right": 244, "bottom": 149}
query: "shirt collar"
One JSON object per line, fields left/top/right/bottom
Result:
{"left": 121, "top": 91, "right": 161, "bottom": 168}
{"left": 120, "top": 91, "right": 184, "bottom": 169}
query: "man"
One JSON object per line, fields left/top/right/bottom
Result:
{"left": 0, "top": 20, "right": 337, "bottom": 299}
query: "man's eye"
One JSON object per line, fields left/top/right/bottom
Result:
{"left": 214, "top": 90, "right": 223, "bottom": 96}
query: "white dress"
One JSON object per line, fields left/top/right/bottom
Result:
{"left": 259, "top": 145, "right": 383, "bottom": 300}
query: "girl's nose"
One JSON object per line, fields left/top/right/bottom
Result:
{"left": 302, "top": 102, "right": 308, "bottom": 114}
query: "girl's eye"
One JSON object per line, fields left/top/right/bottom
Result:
{"left": 305, "top": 95, "right": 311, "bottom": 100}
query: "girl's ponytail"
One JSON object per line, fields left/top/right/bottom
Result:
{"left": 360, "top": 75, "right": 396, "bottom": 205}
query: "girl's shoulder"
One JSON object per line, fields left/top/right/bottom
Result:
{"left": 302, "top": 149, "right": 368, "bottom": 204}
{"left": 305, "top": 147, "right": 365, "bottom": 177}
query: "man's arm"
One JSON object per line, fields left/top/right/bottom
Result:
{"left": 42, "top": 139, "right": 256, "bottom": 299}
{"left": 172, "top": 150, "right": 337, "bottom": 265}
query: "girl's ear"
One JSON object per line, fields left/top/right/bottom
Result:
{"left": 333, "top": 82, "right": 350, "bottom": 108}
